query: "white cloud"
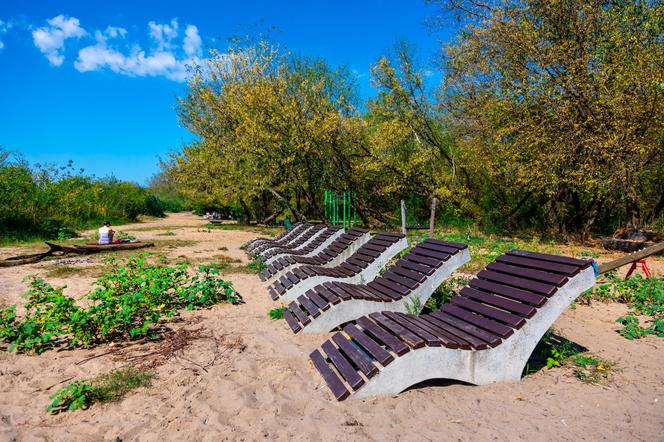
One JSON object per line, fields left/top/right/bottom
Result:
{"left": 183, "top": 25, "right": 201, "bottom": 58}
{"left": 148, "top": 19, "right": 178, "bottom": 50}
{"left": 0, "top": 19, "right": 12, "bottom": 51}
{"left": 32, "top": 15, "right": 86, "bottom": 66}
{"left": 74, "top": 18, "right": 202, "bottom": 82}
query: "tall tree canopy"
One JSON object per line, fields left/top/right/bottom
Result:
{"left": 170, "top": 1, "right": 663, "bottom": 236}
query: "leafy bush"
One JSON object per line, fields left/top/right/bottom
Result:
{"left": 0, "top": 159, "right": 169, "bottom": 242}
{"left": 48, "top": 366, "right": 153, "bottom": 413}
{"left": 0, "top": 254, "right": 241, "bottom": 354}
{"left": 268, "top": 306, "right": 285, "bottom": 320}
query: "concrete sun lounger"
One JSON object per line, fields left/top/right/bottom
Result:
{"left": 283, "top": 239, "right": 471, "bottom": 334}
{"left": 309, "top": 250, "right": 596, "bottom": 400}
{"left": 249, "top": 224, "right": 318, "bottom": 255}
{"left": 259, "top": 226, "right": 345, "bottom": 265}
{"left": 245, "top": 222, "right": 311, "bottom": 253}
{"left": 259, "top": 227, "right": 371, "bottom": 282}
{"left": 254, "top": 224, "right": 335, "bottom": 260}
{"left": 267, "top": 233, "right": 409, "bottom": 303}
{"left": 242, "top": 221, "right": 303, "bottom": 249}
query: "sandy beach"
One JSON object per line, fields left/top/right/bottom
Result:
{"left": 0, "top": 213, "right": 662, "bottom": 441}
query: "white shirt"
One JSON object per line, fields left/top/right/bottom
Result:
{"left": 98, "top": 226, "right": 112, "bottom": 244}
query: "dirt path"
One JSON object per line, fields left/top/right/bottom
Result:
{"left": 0, "top": 213, "right": 662, "bottom": 441}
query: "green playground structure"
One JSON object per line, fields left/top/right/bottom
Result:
{"left": 323, "top": 190, "right": 357, "bottom": 229}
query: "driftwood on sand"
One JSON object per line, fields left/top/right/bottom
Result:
{"left": 0, "top": 241, "right": 155, "bottom": 267}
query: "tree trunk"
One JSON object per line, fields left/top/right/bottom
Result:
{"left": 269, "top": 189, "right": 307, "bottom": 222}
{"left": 261, "top": 206, "right": 285, "bottom": 225}
{"left": 625, "top": 172, "right": 641, "bottom": 229}
{"left": 238, "top": 199, "right": 252, "bottom": 225}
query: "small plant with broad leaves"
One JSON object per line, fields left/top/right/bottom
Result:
{"left": 268, "top": 306, "right": 285, "bottom": 320}
{"left": 582, "top": 273, "right": 663, "bottom": 340}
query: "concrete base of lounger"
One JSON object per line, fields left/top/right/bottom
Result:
{"left": 302, "top": 248, "right": 471, "bottom": 333}
{"left": 266, "top": 232, "right": 372, "bottom": 282}
{"left": 279, "top": 237, "right": 409, "bottom": 303}
{"left": 263, "top": 228, "right": 345, "bottom": 266}
{"left": 350, "top": 266, "right": 595, "bottom": 399}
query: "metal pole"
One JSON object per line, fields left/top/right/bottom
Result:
{"left": 429, "top": 197, "right": 437, "bottom": 237}
{"left": 343, "top": 192, "right": 347, "bottom": 229}
{"left": 400, "top": 199, "right": 407, "bottom": 235}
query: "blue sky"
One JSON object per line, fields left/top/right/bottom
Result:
{"left": 0, "top": 1, "right": 452, "bottom": 184}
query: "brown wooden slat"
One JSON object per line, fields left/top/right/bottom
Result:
{"left": 297, "top": 295, "right": 321, "bottom": 318}
{"left": 507, "top": 250, "right": 589, "bottom": 268}
{"left": 430, "top": 311, "right": 502, "bottom": 347}
{"left": 274, "top": 280, "right": 286, "bottom": 295}
{"left": 373, "top": 277, "right": 410, "bottom": 296}
{"left": 460, "top": 287, "right": 537, "bottom": 317}
{"left": 317, "top": 286, "right": 341, "bottom": 305}
{"left": 406, "top": 254, "right": 441, "bottom": 268}
{"left": 366, "top": 281, "right": 401, "bottom": 300}
{"left": 310, "top": 349, "right": 350, "bottom": 401}
{"left": 418, "top": 241, "right": 460, "bottom": 255}
{"left": 289, "top": 302, "right": 311, "bottom": 325}
{"left": 384, "top": 272, "right": 419, "bottom": 290}
{"left": 412, "top": 247, "right": 451, "bottom": 261}
{"left": 358, "top": 248, "right": 380, "bottom": 258}
{"left": 383, "top": 311, "right": 443, "bottom": 346}
{"left": 356, "top": 317, "right": 410, "bottom": 356}
{"left": 406, "top": 315, "right": 466, "bottom": 349}
{"left": 369, "top": 312, "right": 426, "bottom": 349}
{"left": 321, "top": 341, "right": 365, "bottom": 391}
{"left": 397, "top": 261, "right": 435, "bottom": 276}
{"left": 469, "top": 279, "right": 546, "bottom": 307}
{"left": 342, "top": 324, "right": 394, "bottom": 366}
{"left": 283, "top": 309, "right": 301, "bottom": 333}
{"left": 326, "top": 283, "right": 352, "bottom": 301}
{"left": 477, "top": 270, "right": 557, "bottom": 296}
{"left": 451, "top": 296, "right": 526, "bottom": 328}
{"left": 363, "top": 243, "right": 387, "bottom": 253}
{"left": 331, "top": 333, "right": 379, "bottom": 378}
{"left": 307, "top": 290, "right": 331, "bottom": 311}
{"left": 428, "top": 239, "right": 468, "bottom": 250}
{"left": 487, "top": 262, "right": 568, "bottom": 286}
{"left": 442, "top": 304, "right": 514, "bottom": 338}
{"left": 268, "top": 286, "right": 279, "bottom": 301}
{"left": 279, "top": 276, "right": 293, "bottom": 290}
{"left": 497, "top": 254, "right": 579, "bottom": 276}
{"left": 420, "top": 314, "right": 485, "bottom": 349}
{"left": 391, "top": 266, "right": 427, "bottom": 283}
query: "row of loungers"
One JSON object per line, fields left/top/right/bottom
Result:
{"left": 247, "top": 222, "right": 596, "bottom": 400}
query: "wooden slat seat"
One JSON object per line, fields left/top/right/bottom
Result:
{"left": 245, "top": 223, "right": 311, "bottom": 253}
{"left": 310, "top": 250, "right": 596, "bottom": 400}
{"left": 259, "top": 228, "right": 370, "bottom": 281}
{"left": 266, "top": 233, "right": 407, "bottom": 302}
{"left": 283, "top": 240, "right": 470, "bottom": 334}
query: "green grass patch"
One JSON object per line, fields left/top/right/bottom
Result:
{"left": 268, "top": 306, "right": 285, "bottom": 320}
{"left": 48, "top": 366, "right": 154, "bottom": 413}
{"left": 572, "top": 354, "right": 615, "bottom": 383}
{"left": 156, "top": 230, "right": 176, "bottom": 236}
{"left": 45, "top": 265, "right": 100, "bottom": 279}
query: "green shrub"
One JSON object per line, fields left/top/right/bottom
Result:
{"left": 0, "top": 254, "right": 241, "bottom": 354}
{"left": 268, "top": 306, "right": 285, "bottom": 320}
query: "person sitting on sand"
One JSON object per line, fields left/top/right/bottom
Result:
{"left": 98, "top": 221, "right": 115, "bottom": 245}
